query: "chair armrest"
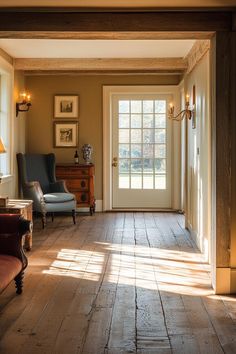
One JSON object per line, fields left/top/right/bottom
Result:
{"left": 50, "top": 180, "right": 70, "bottom": 193}
{"left": 22, "top": 181, "right": 45, "bottom": 212}
{"left": 0, "top": 215, "right": 29, "bottom": 270}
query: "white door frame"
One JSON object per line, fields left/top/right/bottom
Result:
{"left": 103, "top": 85, "right": 181, "bottom": 211}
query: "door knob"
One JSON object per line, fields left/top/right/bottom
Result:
{"left": 112, "top": 157, "right": 118, "bottom": 167}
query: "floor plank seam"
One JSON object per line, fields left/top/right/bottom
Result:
{"left": 104, "top": 230, "right": 124, "bottom": 353}
{"left": 144, "top": 227, "right": 173, "bottom": 353}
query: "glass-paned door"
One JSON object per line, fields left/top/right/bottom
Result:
{"left": 112, "top": 94, "right": 171, "bottom": 208}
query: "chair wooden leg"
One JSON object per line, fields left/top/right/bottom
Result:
{"left": 51, "top": 212, "right": 54, "bottom": 222}
{"left": 14, "top": 271, "right": 24, "bottom": 294}
{"left": 72, "top": 209, "right": 76, "bottom": 224}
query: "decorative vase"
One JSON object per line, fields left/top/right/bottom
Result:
{"left": 82, "top": 144, "right": 93, "bottom": 164}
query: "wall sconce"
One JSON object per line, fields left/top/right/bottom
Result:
{"left": 16, "top": 92, "right": 32, "bottom": 117}
{"left": 168, "top": 94, "right": 194, "bottom": 122}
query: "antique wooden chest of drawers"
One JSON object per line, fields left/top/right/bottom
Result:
{"left": 56, "top": 163, "right": 95, "bottom": 215}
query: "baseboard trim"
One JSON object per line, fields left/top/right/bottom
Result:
{"left": 77, "top": 199, "right": 103, "bottom": 213}
{"left": 106, "top": 208, "right": 182, "bottom": 213}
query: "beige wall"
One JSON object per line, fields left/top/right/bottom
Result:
{"left": 0, "top": 62, "right": 26, "bottom": 198}
{"left": 184, "top": 52, "right": 211, "bottom": 261}
{"left": 14, "top": 71, "right": 27, "bottom": 196}
{"left": 26, "top": 74, "right": 180, "bottom": 200}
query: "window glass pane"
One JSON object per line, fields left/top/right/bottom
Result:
{"left": 131, "top": 129, "right": 142, "bottom": 143}
{"left": 155, "top": 158, "right": 166, "bottom": 174}
{"left": 155, "top": 175, "right": 166, "bottom": 190}
{"left": 117, "top": 98, "right": 168, "bottom": 192}
{"left": 155, "top": 114, "right": 166, "bottom": 128}
{"left": 131, "top": 100, "right": 142, "bottom": 113}
{"left": 155, "top": 144, "right": 166, "bottom": 158}
{"left": 143, "top": 144, "right": 154, "bottom": 158}
{"left": 155, "top": 129, "right": 166, "bottom": 144}
{"left": 119, "top": 144, "right": 130, "bottom": 158}
{"left": 119, "top": 129, "right": 129, "bottom": 143}
{"left": 119, "top": 100, "right": 130, "bottom": 113}
{"left": 119, "top": 114, "right": 129, "bottom": 128}
{"left": 143, "top": 175, "right": 153, "bottom": 189}
{"left": 119, "top": 159, "right": 130, "bottom": 173}
{"left": 143, "top": 100, "right": 154, "bottom": 113}
{"left": 143, "top": 114, "right": 154, "bottom": 128}
{"left": 131, "top": 114, "right": 142, "bottom": 128}
{"left": 119, "top": 175, "right": 129, "bottom": 189}
{"left": 143, "top": 129, "right": 154, "bottom": 143}
{"left": 155, "top": 100, "right": 166, "bottom": 113}
{"left": 131, "top": 144, "right": 142, "bottom": 158}
{"left": 143, "top": 158, "right": 153, "bottom": 173}
{"left": 131, "top": 159, "right": 142, "bottom": 173}
{"left": 131, "top": 174, "right": 142, "bottom": 189}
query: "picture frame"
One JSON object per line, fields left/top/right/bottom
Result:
{"left": 53, "top": 121, "right": 78, "bottom": 148}
{"left": 54, "top": 95, "right": 79, "bottom": 118}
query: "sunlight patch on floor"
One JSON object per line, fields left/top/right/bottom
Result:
{"left": 42, "top": 243, "right": 212, "bottom": 296}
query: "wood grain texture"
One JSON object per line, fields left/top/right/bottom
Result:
{"left": 0, "top": 212, "right": 236, "bottom": 353}
{"left": 14, "top": 58, "right": 188, "bottom": 73}
{"left": 0, "top": 31, "right": 215, "bottom": 40}
{"left": 230, "top": 32, "right": 236, "bottom": 270}
{"left": 0, "top": 11, "right": 232, "bottom": 32}
{"left": 215, "top": 32, "right": 231, "bottom": 267}
{"left": 185, "top": 39, "right": 210, "bottom": 73}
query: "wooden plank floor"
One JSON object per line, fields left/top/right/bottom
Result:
{"left": 1, "top": 212, "right": 236, "bottom": 354}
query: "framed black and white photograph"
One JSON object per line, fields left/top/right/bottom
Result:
{"left": 54, "top": 95, "right": 79, "bottom": 118}
{"left": 54, "top": 121, "right": 78, "bottom": 147}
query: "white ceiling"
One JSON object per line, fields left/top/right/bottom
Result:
{"left": 0, "top": 39, "right": 195, "bottom": 59}
{"left": 0, "top": 0, "right": 235, "bottom": 7}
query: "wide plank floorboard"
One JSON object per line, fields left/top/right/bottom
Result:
{"left": 1, "top": 212, "right": 236, "bottom": 354}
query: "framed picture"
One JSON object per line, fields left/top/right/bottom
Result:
{"left": 54, "top": 121, "right": 78, "bottom": 148}
{"left": 54, "top": 95, "right": 79, "bottom": 118}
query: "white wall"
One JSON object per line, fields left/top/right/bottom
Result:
{"left": 184, "top": 51, "right": 211, "bottom": 261}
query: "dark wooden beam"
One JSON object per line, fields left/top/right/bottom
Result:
{"left": 215, "top": 31, "right": 231, "bottom": 268}
{"left": 230, "top": 32, "right": 236, "bottom": 276}
{"left": 0, "top": 11, "right": 232, "bottom": 32}
{"left": 0, "top": 7, "right": 235, "bottom": 12}
{"left": 232, "top": 12, "right": 236, "bottom": 30}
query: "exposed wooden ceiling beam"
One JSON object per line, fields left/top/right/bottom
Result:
{"left": 185, "top": 39, "right": 210, "bottom": 73}
{"left": 0, "top": 11, "right": 232, "bottom": 32}
{"left": 0, "top": 31, "right": 214, "bottom": 40}
{"left": 14, "top": 57, "right": 188, "bottom": 73}
{"left": 0, "top": 47, "right": 13, "bottom": 64}
{"left": 0, "top": 6, "right": 235, "bottom": 12}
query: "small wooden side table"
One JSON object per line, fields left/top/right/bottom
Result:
{"left": 0, "top": 199, "right": 33, "bottom": 251}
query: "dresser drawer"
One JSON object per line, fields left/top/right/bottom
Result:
{"left": 66, "top": 178, "right": 89, "bottom": 191}
{"left": 57, "top": 167, "right": 90, "bottom": 177}
{"left": 74, "top": 192, "right": 89, "bottom": 204}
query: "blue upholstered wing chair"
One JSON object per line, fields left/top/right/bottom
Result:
{"left": 17, "top": 153, "right": 76, "bottom": 228}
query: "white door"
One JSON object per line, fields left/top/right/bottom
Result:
{"left": 112, "top": 94, "right": 172, "bottom": 209}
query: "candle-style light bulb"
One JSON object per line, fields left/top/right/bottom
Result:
{"left": 186, "top": 94, "right": 190, "bottom": 106}
{"left": 27, "top": 94, "right": 31, "bottom": 102}
{"left": 169, "top": 102, "right": 174, "bottom": 114}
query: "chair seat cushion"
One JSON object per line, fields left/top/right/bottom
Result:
{"left": 0, "top": 255, "right": 22, "bottom": 293}
{"left": 44, "top": 193, "right": 75, "bottom": 203}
